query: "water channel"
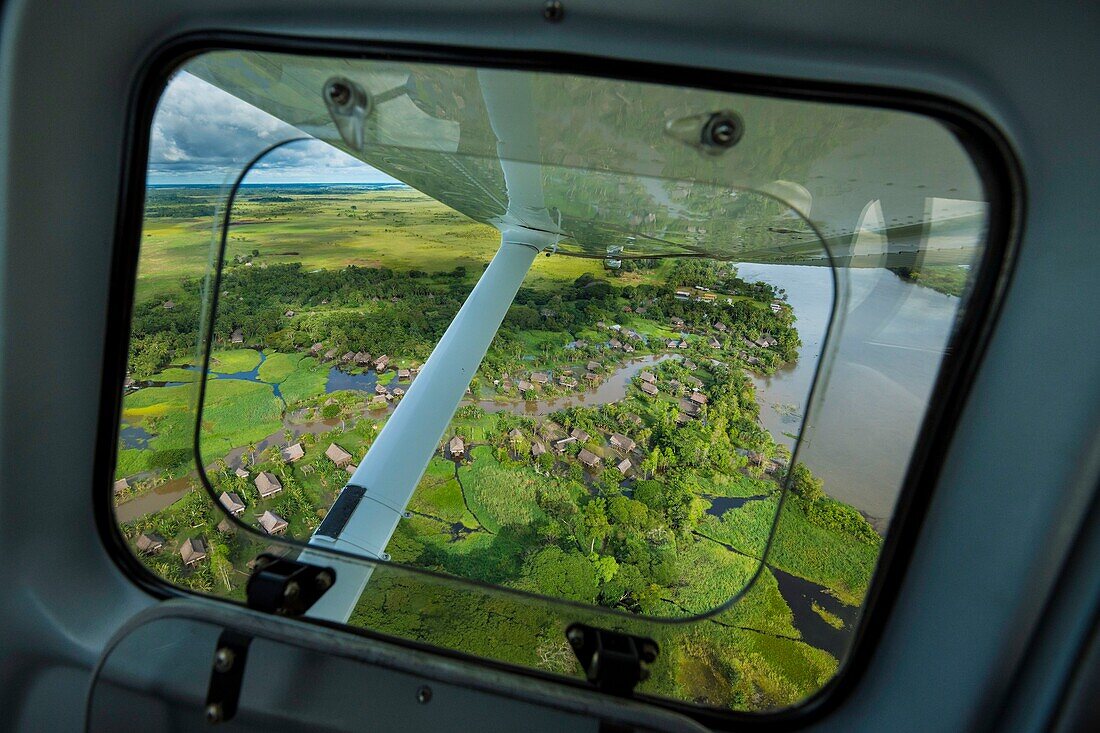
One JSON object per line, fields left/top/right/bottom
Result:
{"left": 737, "top": 263, "right": 960, "bottom": 523}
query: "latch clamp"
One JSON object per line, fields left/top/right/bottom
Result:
{"left": 566, "top": 623, "right": 659, "bottom": 696}
{"left": 245, "top": 554, "right": 335, "bottom": 616}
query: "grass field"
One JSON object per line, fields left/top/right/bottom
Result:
{"left": 138, "top": 188, "right": 643, "bottom": 299}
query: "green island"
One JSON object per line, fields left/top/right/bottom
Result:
{"left": 117, "top": 185, "right": 883, "bottom": 712}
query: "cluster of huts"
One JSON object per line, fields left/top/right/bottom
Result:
{"left": 135, "top": 439, "right": 361, "bottom": 569}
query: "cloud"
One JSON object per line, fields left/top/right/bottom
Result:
{"left": 148, "top": 72, "right": 398, "bottom": 185}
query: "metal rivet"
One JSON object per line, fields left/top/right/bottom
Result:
{"left": 205, "top": 703, "right": 223, "bottom": 724}
{"left": 315, "top": 570, "right": 334, "bottom": 591}
{"left": 283, "top": 581, "right": 300, "bottom": 600}
{"left": 702, "top": 112, "right": 743, "bottom": 150}
{"left": 213, "top": 647, "right": 235, "bottom": 673}
{"left": 416, "top": 685, "right": 433, "bottom": 704}
{"left": 326, "top": 81, "right": 352, "bottom": 107}
{"left": 543, "top": 1, "right": 564, "bottom": 22}
{"left": 567, "top": 627, "right": 585, "bottom": 648}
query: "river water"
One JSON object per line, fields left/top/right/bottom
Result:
{"left": 737, "top": 263, "right": 959, "bottom": 521}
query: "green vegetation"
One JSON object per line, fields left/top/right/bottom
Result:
{"left": 889, "top": 264, "right": 968, "bottom": 297}
{"left": 812, "top": 602, "right": 845, "bottom": 630}
{"left": 117, "top": 185, "right": 884, "bottom": 714}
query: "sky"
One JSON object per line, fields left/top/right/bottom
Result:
{"left": 147, "top": 72, "right": 400, "bottom": 185}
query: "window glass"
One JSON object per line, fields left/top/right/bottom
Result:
{"left": 113, "top": 51, "right": 992, "bottom": 714}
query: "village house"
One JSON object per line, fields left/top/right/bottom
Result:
{"left": 558, "top": 375, "right": 578, "bottom": 388}
{"left": 676, "top": 412, "right": 692, "bottom": 425}
{"left": 586, "top": 361, "right": 601, "bottom": 372}
{"left": 610, "top": 324, "right": 622, "bottom": 331}
{"left": 397, "top": 368, "right": 411, "bottom": 379}
{"left": 690, "top": 392, "right": 708, "bottom": 406}
{"left": 517, "top": 379, "right": 534, "bottom": 392}
{"left": 354, "top": 351, "right": 372, "bottom": 366}
{"left": 448, "top": 435, "right": 465, "bottom": 458}
{"left": 770, "top": 301, "right": 783, "bottom": 313}
{"left": 540, "top": 420, "right": 566, "bottom": 440}
{"left": 667, "top": 339, "right": 679, "bottom": 349}
{"left": 531, "top": 440, "right": 547, "bottom": 457}
{"left": 508, "top": 428, "right": 524, "bottom": 442}
{"left": 309, "top": 342, "right": 324, "bottom": 356}
{"left": 623, "top": 306, "right": 632, "bottom": 313}
{"left": 639, "top": 371, "right": 656, "bottom": 384}
{"left": 635, "top": 307, "right": 647, "bottom": 314}
{"left": 392, "top": 387, "right": 405, "bottom": 397}
{"left": 281, "top": 442, "right": 305, "bottom": 462}
{"left": 326, "top": 443, "right": 354, "bottom": 468}
{"left": 616, "top": 458, "right": 632, "bottom": 475}
{"left": 709, "top": 337, "right": 721, "bottom": 349}
{"left": 234, "top": 466, "right": 249, "bottom": 479}
{"left": 670, "top": 317, "right": 685, "bottom": 327}
{"left": 624, "top": 412, "right": 644, "bottom": 427}
{"left": 284, "top": 310, "right": 295, "bottom": 317}
{"left": 609, "top": 339, "right": 622, "bottom": 349}
{"left": 259, "top": 510, "right": 289, "bottom": 536}
{"left": 135, "top": 533, "right": 164, "bottom": 555}
{"left": 230, "top": 328, "right": 244, "bottom": 344}
{"left": 570, "top": 427, "right": 590, "bottom": 443}
{"left": 340, "top": 351, "right": 355, "bottom": 364}
{"left": 113, "top": 478, "right": 129, "bottom": 496}
{"left": 679, "top": 400, "right": 700, "bottom": 418}
{"left": 373, "top": 355, "right": 390, "bottom": 370}
{"left": 596, "top": 321, "right": 608, "bottom": 329}
{"left": 639, "top": 381, "right": 659, "bottom": 397}
{"left": 179, "top": 537, "right": 207, "bottom": 566}
{"left": 162, "top": 300, "right": 175, "bottom": 309}
{"left": 584, "top": 371, "right": 600, "bottom": 382}
{"left": 219, "top": 491, "right": 246, "bottom": 517}
{"left": 368, "top": 395, "right": 387, "bottom": 409}
{"left": 577, "top": 448, "right": 602, "bottom": 468}
{"left": 610, "top": 433, "right": 636, "bottom": 452}
{"left": 674, "top": 290, "right": 690, "bottom": 301}
{"left": 323, "top": 347, "right": 338, "bottom": 361}
{"left": 255, "top": 471, "right": 283, "bottom": 499}
{"left": 345, "top": 464, "right": 357, "bottom": 474}
{"left": 531, "top": 372, "right": 549, "bottom": 384}
{"left": 622, "top": 343, "right": 635, "bottom": 353}
{"left": 678, "top": 340, "right": 689, "bottom": 349}
{"left": 553, "top": 436, "right": 576, "bottom": 453}
{"left": 684, "top": 360, "right": 698, "bottom": 371}
{"left": 374, "top": 383, "right": 388, "bottom": 395}
{"left": 687, "top": 375, "right": 703, "bottom": 388}
{"left": 714, "top": 321, "right": 728, "bottom": 332}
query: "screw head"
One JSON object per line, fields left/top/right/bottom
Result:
{"left": 315, "top": 570, "right": 334, "bottom": 591}
{"left": 213, "top": 647, "right": 235, "bottom": 673}
{"left": 326, "top": 81, "right": 352, "bottom": 107}
{"left": 543, "top": 1, "right": 564, "bottom": 22}
{"left": 416, "top": 685, "right": 433, "bottom": 704}
{"left": 283, "top": 581, "right": 301, "bottom": 601}
{"left": 566, "top": 626, "right": 585, "bottom": 648}
{"left": 702, "top": 112, "right": 743, "bottom": 150}
{"left": 205, "top": 703, "right": 223, "bottom": 724}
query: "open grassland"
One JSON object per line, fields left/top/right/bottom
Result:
{"left": 138, "top": 187, "right": 653, "bottom": 299}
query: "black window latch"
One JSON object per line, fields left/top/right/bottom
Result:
{"left": 245, "top": 553, "right": 335, "bottom": 616}
{"left": 204, "top": 555, "right": 336, "bottom": 724}
{"left": 566, "top": 623, "right": 659, "bottom": 697}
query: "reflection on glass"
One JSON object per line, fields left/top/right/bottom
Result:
{"left": 112, "top": 51, "right": 993, "bottom": 715}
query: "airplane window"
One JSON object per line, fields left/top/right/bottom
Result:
{"left": 111, "top": 49, "right": 997, "bottom": 715}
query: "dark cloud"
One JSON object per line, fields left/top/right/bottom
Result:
{"left": 148, "top": 73, "right": 396, "bottom": 184}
